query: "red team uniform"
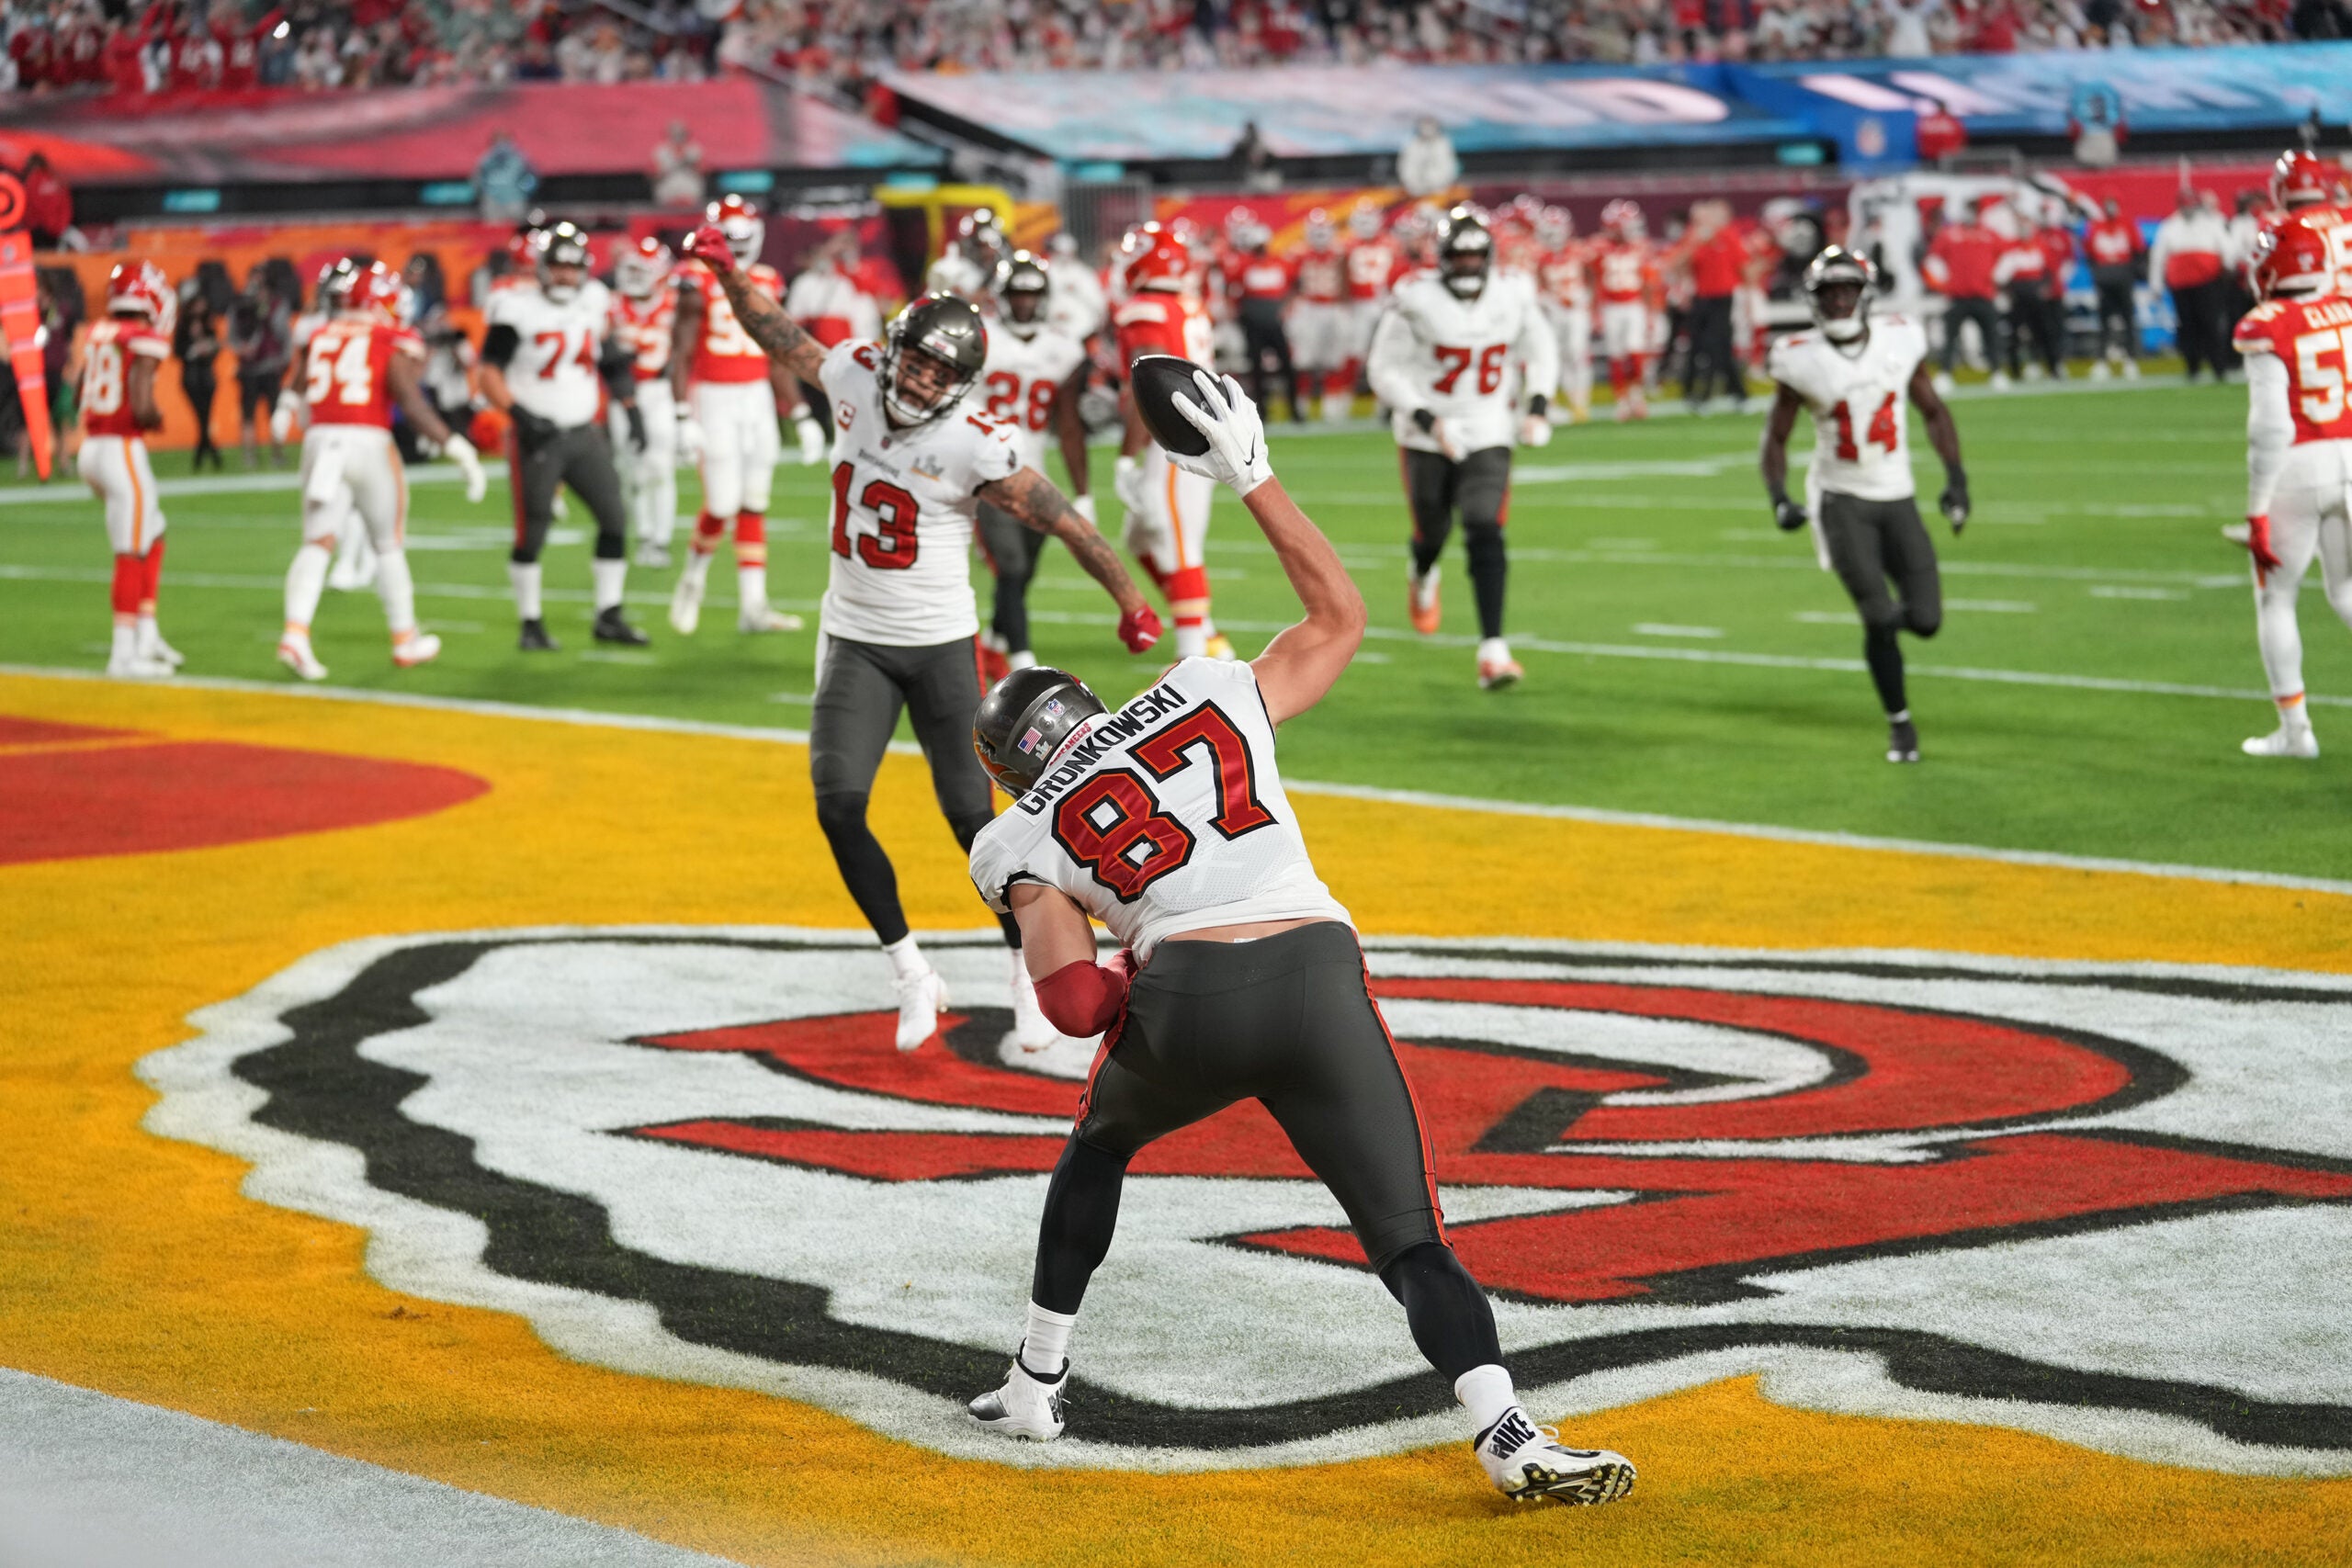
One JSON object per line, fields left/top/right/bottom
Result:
{"left": 76, "top": 272, "right": 177, "bottom": 677}
{"left": 1114, "top": 225, "right": 1225, "bottom": 658}
{"left": 1290, "top": 227, "right": 1354, "bottom": 420}
{"left": 1536, "top": 231, "right": 1593, "bottom": 421}
{"left": 608, "top": 248, "right": 684, "bottom": 564}
{"left": 1593, "top": 210, "right": 1661, "bottom": 418}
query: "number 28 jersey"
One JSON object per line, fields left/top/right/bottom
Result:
{"left": 969, "top": 658, "right": 1351, "bottom": 961}
{"left": 1765, "top": 314, "right": 1928, "bottom": 503}
{"left": 816, "top": 338, "right": 1021, "bottom": 646}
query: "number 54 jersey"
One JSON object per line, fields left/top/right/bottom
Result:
{"left": 969, "top": 658, "right": 1351, "bottom": 961}
{"left": 1765, "top": 314, "right": 1928, "bottom": 504}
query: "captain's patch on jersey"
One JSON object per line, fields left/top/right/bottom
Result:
{"left": 142, "top": 931, "right": 2352, "bottom": 1474}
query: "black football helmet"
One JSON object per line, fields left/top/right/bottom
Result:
{"left": 880, "top": 292, "right": 988, "bottom": 426}
{"left": 973, "top": 666, "right": 1108, "bottom": 796}
{"left": 995, "top": 250, "right": 1051, "bottom": 336}
{"left": 957, "top": 208, "right": 1010, "bottom": 271}
{"left": 536, "top": 220, "right": 593, "bottom": 303}
{"left": 1437, "top": 206, "right": 1493, "bottom": 300}
{"left": 1802, "top": 245, "right": 1876, "bottom": 344}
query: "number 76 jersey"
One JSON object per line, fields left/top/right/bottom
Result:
{"left": 1765, "top": 313, "right": 1928, "bottom": 503}
{"left": 969, "top": 658, "right": 1351, "bottom": 961}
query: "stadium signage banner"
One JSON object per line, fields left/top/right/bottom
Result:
{"left": 144, "top": 928, "right": 2352, "bottom": 1474}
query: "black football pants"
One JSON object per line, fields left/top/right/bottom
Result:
{"left": 2005, "top": 284, "right": 2063, "bottom": 377}
{"left": 507, "top": 422, "right": 628, "bottom": 565}
{"left": 2171, "top": 280, "right": 2230, "bottom": 380}
{"left": 1819, "top": 490, "right": 1942, "bottom": 717}
{"left": 1940, "top": 297, "right": 2003, "bottom": 374}
{"left": 1685, "top": 294, "right": 1742, "bottom": 407}
{"left": 1403, "top": 446, "right": 1510, "bottom": 641}
{"left": 2095, "top": 281, "right": 2139, "bottom": 362}
{"left": 977, "top": 497, "right": 1047, "bottom": 656}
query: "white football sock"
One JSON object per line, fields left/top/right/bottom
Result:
{"left": 374, "top": 547, "right": 417, "bottom": 635}
{"left": 2256, "top": 579, "right": 2307, "bottom": 708}
{"left": 135, "top": 611, "right": 162, "bottom": 652}
{"left": 1174, "top": 624, "right": 1206, "bottom": 659}
{"left": 284, "top": 542, "right": 331, "bottom": 629}
{"left": 109, "top": 623, "right": 138, "bottom": 662}
{"left": 680, "top": 547, "right": 714, "bottom": 591}
{"left": 883, "top": 933, "right": 929, "bottom": 984}
{"left": 2277, "top": 693, "right": 2312, "bottom": 733}
{"left": 509, "top": 561, "right": 544, "bottom": 621}
{"left": 1021, "top": 1302, "right": 1077, "bottom": 1374}
{"left": 1889, "top": 707, "right": 1911, "bottom": 725}
{"left": 1454, "top": 1364, "right": 1517, "bottom": 1435}
{"left": 1477, "top": 637, "right": 1511, "bottom": 666}
{"left": 593, "top": 556, "right": 627, "bottom": 613}
{"left": 738, "top": 563, "right": 768, "bottom": 611}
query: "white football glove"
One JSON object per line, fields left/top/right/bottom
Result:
{"left": 796, "top": 413, "right": 827, "bottom": 466}
{"left": 444, "top": 433, "right": 487, "bottom": 503}
{"left": 1071, "top": 493, "right": 1097, "bottom": 525}
{"left": 269, "top": 388, "right": 300, "bottom": 446}
{"left": 1113, "top": 453, "right": 1148, "bottom": 513}
{"left": 1518, "top": 412, "right": 1553, "bottom": 449}
{"left": 1167, "top": 370, "right": 1273, "bottom": 497}
{"left": 677, "top": 414, "right": 706, "bottom": 467}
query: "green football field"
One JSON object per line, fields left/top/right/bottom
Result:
{"left": 5, "top": 376, "right": 2343, "bottom": 881}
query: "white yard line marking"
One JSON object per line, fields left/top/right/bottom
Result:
{"left": 3, "top": 664, "right": 2343, "bottom": 897}
{"left": 1946, "top": 600, "right": 2038, "bottom": 613}
{"left": 1631, "top": 624, "right": 1726, "bottom": 638}
{"left": 2090, "top": 584, "right": 2191, "bottom": 601}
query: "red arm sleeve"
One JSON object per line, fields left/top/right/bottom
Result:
{"left": 1035, "top": 955, "right": 1135, "bottom": 1038}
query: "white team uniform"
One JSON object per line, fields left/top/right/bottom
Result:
{"left": 978, "top": 322, "right": 1087, "bottom": 472}
{"left": 486, "top": 278, "right": 615, "bottom": 429}
{"left": 967, "top": 657, "right": 1351, "bottom": 960}
{"left": 1367, "top": 272, "right": 1558, "bottom": 456}
{"left": 1765, "top": 314, "right": 1929, "bottom": 568}
{"left": 814, "top": 339, "right": 1020, "bottom": 647}
{"left": 926, "top": 251, "right": 993, "bottom": 302}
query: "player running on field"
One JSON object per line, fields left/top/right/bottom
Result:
{"left": 1760, "top": 247, "right": 1971, "bottom": 764}
{"left": 608, "top": 237, "right": 684, "bottom": 568}
{"left": 276, "top": 259, "right": 378, "bottom": 592}
{"left": 670, "top": 196, "right": 806, "bottom": 637}
{"left": 76, "top": 260, "right": 180, "bottom": 679}
{"left": 481, "top": 220, "right": 650, "bottom": 652}
{"left": 963, "top": 368, "right": 1636, "bottom": 1509}
{"left": 1114, "top": 222, "right": 1233, "bottom": 660}
{"left": 1367, "top": 205, "right": 1557, "bottom": 690}
{"left": 2232, "top": 215, "right": 2352, "bottom": 759}
{"left": 975, "top": 250, "right": 1095, "bottom": 682}
{"left": 1592, "top": 199, "right": 1659, "bottom": 421}
{"left": 678, "top": 225, "right": 1162, "bottom": 1053}
{"left": 277, "top": 262, "right": 488, "bottom": 682}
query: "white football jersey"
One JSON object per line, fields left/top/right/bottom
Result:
{"left": 1367, "top": 271, "right": 1558, "bottom": 456}
{"left": 488, "top": 278, "right": 616, "bottom": 429}
{"left": 815, "top": 338, "right": 1021, "bottom": 647}
{"left": 1766, "top": 314, "right": 1928, "bottom": 504}
{"left": 925, "top": 251, "right": 992, "bottom": 302}
{"left": 978, "top": 322, "right": 1086, "bottom": 471}
{"left": 969, "top": 658, "right": 1351, "bottom": 960}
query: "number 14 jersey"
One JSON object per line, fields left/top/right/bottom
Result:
{"left": 1765, "top": 314, "right": 1928, "bottom": 502}
{"left": 970, "top": 658, "right": 1351, "bottom": 961}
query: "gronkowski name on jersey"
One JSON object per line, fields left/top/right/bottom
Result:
{"left": 488, "top": 278, "right": 616, "bottom": 428}
{"left": 1765, "top": 314, "right": 1928, "bottom": 504}
{"left": 978, "top": 324, "right": 1087, "bottom": 471}
{"left": 1367, "top": 271, "right": 1557, "bottom": 456}
{"left": 968, "top": 657, "right": 1351, "bottom": 960}
{"left": 2236, "top": 294, "right": 2352, "bottom": 444}
{"left": 815, "top": 339, "right": 1021, "bottom": 647}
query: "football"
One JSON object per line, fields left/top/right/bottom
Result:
{"left": 1128, "top": 354, "right": 1216, "bottom": 457}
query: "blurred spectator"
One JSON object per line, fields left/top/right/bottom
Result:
{"left": 2069, "top": 82, "right": 2124, "bottom": 165}
{"left": 651, "top": 119, "right": 707, "bottom": 208}
{"left": 1925, "top": 199, "right": 2003, "bottom": 384}
{"left": 175, "top": 286, "right": 225, "bottom": 471}
{"left": 475, "top": 130, "right": 538, "bottom": 222}
{"left": 227, "top": 268, "right": 291, "bottom": 468}
{"left": 1915, "top": 97, "right": 1967, "bottom": 162}
{"left": 1883, "top": 0, "right": 1941, "bottom": 55}
{"left": 1397, "top": 118, "right": 1459, "bottom": 200}
{"left": 1231, "top": 119, "right": 1281, "bottom": 191}
{"left": 1681, "top": 200, "right": 1747, "bottom": 412}
{"left": 20, "top": 153, "right": 74, "bottom": 249}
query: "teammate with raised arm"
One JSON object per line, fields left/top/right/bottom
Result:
{"left": 1760, "top": 247, "right": 1969, "bottom": 763}
{"left": 679, "top": 224, "right": 1162, "bottom": 1053}
{"left": 962, "top": 367, "right": 1634, "bottom": 1507}
{"left": 2232, "top": 215, "right": 2352, "bottom": 758}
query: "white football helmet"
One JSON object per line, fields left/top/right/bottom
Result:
{"left": 705, "top": 195, "right": 765, "bottom": 267}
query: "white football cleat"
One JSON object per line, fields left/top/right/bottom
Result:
{"left": 1476, "top": 637, "right": 1521, "bottom": 691}
{"left": 1009, "top": 958, "right": 1057, "bottom": 1053}
{"left": 668, "top": 573, "right": 704, "bottom": 636}
{"left": 894, "top": 966, "right": 946, "bottom": 1052}
{"left": 2243, "top": 725, "right": 2319, "bottom": 759}
{"left": 2122, "top": 359, "right": 2140, "bottom": 379}
{"left": 1932, "top": 371, "right": 1956, "bottom": 396}
{"left": 1990, "top": 370, "right": 2013, "bottom": 391}
{"left": 106, "top": 650, "right": 175, "bottom": 680}
{"left": 141, "top": 630, "right": 185, "bottom": 668}
{"left": 277, "top": 637, "right": 328, "bottom": 682}
{"left": 968, "top": 1350, "right": 1067, "bottom": 1441}
{"left": 797, "top": 415, "right": 829, "bottom": 466}
{"left": 391, "top": 631, "right": 443, "bottom": 669}
{"left": 738, "top": 604, "right": 803, "bottom": 633}
{"left": 1475, "top": 1407, "right": 1635, "bottom": 1507}
{"left": 2090, "top": 360, "right": 2111, "bottom": 381}
{"left": 1408, "top": 564, "right": 1442, "bottom": 636}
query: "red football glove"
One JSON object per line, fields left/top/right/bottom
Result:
{"left": 682, "top": 224, "right": 736, "bottom": 274}
{"left": 1117, "top": 604, "right": 1163, "bottom": 653}
{"left": 2245, "top": 513, "right": 2283, "bottom": 582}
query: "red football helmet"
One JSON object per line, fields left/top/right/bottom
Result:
{"left": 2252, "top": 216, "right": 2334, "bottom": 299}
{"left": 1600, "top": 198, "right": 1645, "bottom": 240}
{"left": 1305, "top": 208, "right": 1335, "bottom": 250}
{"left": 705, "top": 195, "right": 765, "bottom": 266}
{"left": 614, "top": 235, "right": 673, "bottom": 299}
{"left": 105, "top": 260, "right": 170, "bottom": 325}
{"left": 1120, "top": 223, "right": 1192, "bottom": 292}
{"left": 346, "top": 261, "right": 406, "bottom": 321}
{"left": 2273, "top": 150, "right": 2336, "bottom": 210}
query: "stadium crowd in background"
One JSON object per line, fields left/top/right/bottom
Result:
{"left": 0, "top": 0, "right": 2340, "bottom": 100}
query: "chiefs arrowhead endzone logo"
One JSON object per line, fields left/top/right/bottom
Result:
{"left": 141, "top": 930, "right": 2352, "bottom": 1473}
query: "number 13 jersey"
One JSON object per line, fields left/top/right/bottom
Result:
{"left": 1765, "top": 314, "right": 1927, "bottom": 503}
{"left": 969, "top": 658, "right": 1351, "bottom": 960}
{"left": 817, "top": 338, "right": 1022, "bottom": 646}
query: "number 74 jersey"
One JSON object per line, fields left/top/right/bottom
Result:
{"left": 1765, "top": 314, "right": 1928, "bottom": 503}
{"left": 969, "top": 658, "right": 1351, "bottom": 962}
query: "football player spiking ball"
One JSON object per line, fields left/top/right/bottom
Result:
{"left": 1759, "top": 247, "right": 1970, "bottom": 763}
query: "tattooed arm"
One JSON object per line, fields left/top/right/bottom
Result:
{"left": 684, "top": 231, "right": 830, "bottom": 387}
{"left": 980, "top": 465, "right": 1148, "bottom": 617}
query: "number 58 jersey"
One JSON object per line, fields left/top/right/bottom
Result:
{"left": 970, "top": 658, "right": 1351, "bottom": 961}
{"left": 1765, "top": 314, "right": 1928, "bottom": 503}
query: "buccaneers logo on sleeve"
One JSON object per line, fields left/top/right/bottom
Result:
{"left": 144, "top": 931, "right": 2352, "bottom": 1472}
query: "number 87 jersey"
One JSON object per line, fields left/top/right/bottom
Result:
{"left": 1765, "top": 312, "right": 1928, "bottom": 504}
{"left": 969, "top": 659, "right": 1351, "bottom": 962}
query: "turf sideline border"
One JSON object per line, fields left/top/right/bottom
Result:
{"left": 9, "top": 663, "right": 2346, "bottom": 900}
